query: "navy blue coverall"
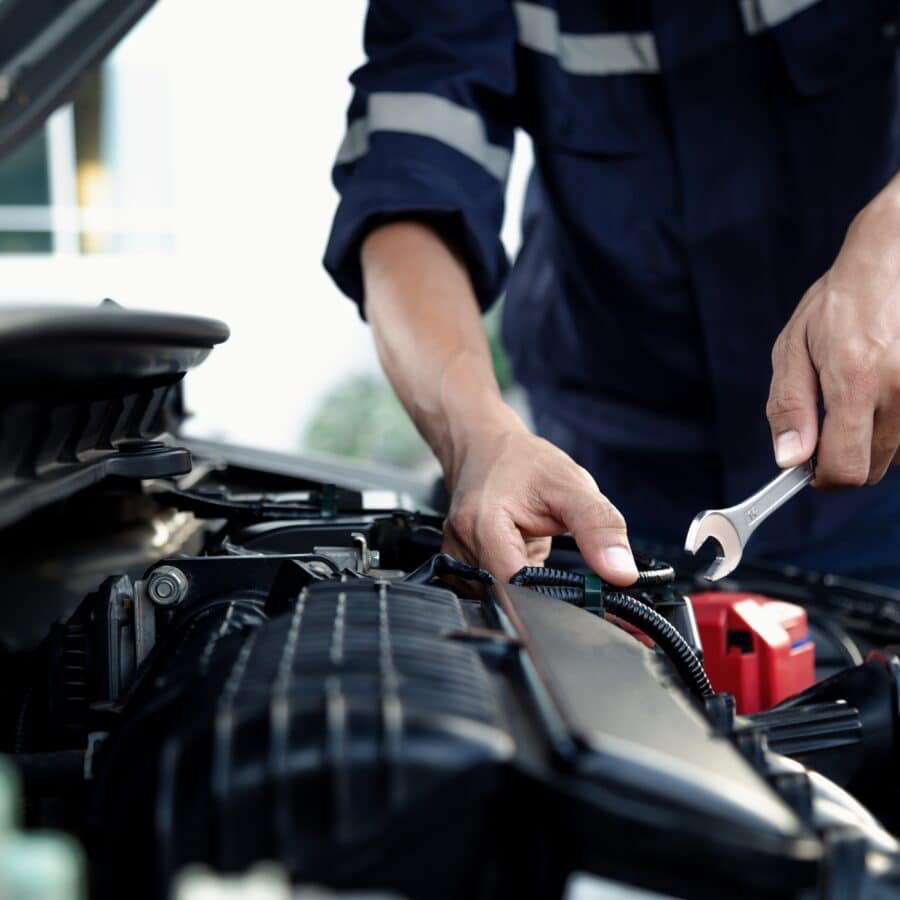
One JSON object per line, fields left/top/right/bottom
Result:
{"left": 325, "top": 0, "right": 900, "bottom": 584}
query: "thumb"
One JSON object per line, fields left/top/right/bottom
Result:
{"left": 766, "top": 333, "right": 820, "bottom": 468}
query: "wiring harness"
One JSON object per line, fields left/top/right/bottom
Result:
{"left": 510, "top": 560, "right": 713, "bottom": 700}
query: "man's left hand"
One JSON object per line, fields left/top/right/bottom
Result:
{"left": 767, "top": 182, "right": 900, "bottom": 488}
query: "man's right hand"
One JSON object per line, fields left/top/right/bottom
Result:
{"left": 443, "top": 415, "right": 639, "bottom": 584}
{"left": 360, "top": 220, "right": 637, "bottom": 585}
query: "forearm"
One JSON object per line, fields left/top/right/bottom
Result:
{"left": 361, "top": 221, "right": 522, "bottom": 486}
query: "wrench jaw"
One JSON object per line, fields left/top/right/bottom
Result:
{"left": 684, "top": 511, "right": 743, "bottom": 582}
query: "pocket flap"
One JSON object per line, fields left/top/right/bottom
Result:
{"left": 768, "top": 0, "right": 897, "bottom": 95}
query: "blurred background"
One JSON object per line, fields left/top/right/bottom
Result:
{"left": 0, "top": 0, "right": 532, "bottom": 474}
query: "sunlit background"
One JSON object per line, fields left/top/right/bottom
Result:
{"left": 0, "top": 0, "right": 532, "bottom": 473}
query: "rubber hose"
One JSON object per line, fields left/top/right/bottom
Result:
{"left": 634, "top": 566, "right": 676, "bottom": 587}
{"left": 509, "top": 567, "right": 584, "bottom": 587}
{"left": 510, "top": 564, "right": 674, "bottom": 590}
{"left": 533, "top": 585, "right": 584, "bottom": 604}
{"left": 603, "top": 593, "right": 714, "bottom": 700}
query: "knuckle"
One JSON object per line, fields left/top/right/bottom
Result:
{"left": 821, "top": 282, "right": 845, "bottom": 314}
{"left": 836, "top": 340, "right": 879, "bottom": 385}
{"left": 586, "top": 499, "right": 627, "bottom": 535}
{"left": 838, "top": 467, "right": 869, "bottom": 488}
{"left": 446, "top": 503, "right": 476, "bottom": 540}
{"left": 824, "top": 368, "right": 877, "bottom": 410}
{"left": 771, "top": 330, "right": 801, "bottom": 367}
{"left": 575, "top": 464, "right": 600, "bottom": 492}
{"left": 822, "top": 458, "right": 869, "bottom": 488}
{"left": 766, "top": 386, "right": 808, "bottom": 420}
{"left": 837, "top": 349, "right": 867, "bottom": 379}
{"left": 770, "top": 335, "right": 786, "bottom": 368}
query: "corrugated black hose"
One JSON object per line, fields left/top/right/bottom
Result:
{"left": 532, "top": 585, "right": 584, "bottom": 604}
{"left": 510, "top": 557, "right": 676, "bottom": 590}
{"left": 510, "top": 567, "right": 584, "bottom": 588}
{"left": 510, "top": 564, "right": 713, "bottom": 700}
{"left": 601, "top": 592, "right": 713, "bottom": 700}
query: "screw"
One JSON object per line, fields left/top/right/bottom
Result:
{"left": 146, "top": 566, "right": 189, "bottom": 607}
{"left": 351, "top": 533, "right": 382, "bottom": 572}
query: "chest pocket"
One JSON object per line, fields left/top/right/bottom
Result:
{"left": 513, "top": 0, "right": 659, "bottom": 156}
{"left": 761, "top": 0, "right": 899, "bottom": 94}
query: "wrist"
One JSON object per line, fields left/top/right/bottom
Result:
{"left": 441, "top": 397, "right": 527, "bottom": 490}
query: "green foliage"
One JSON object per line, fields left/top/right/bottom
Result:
{"left": 302, "top": 373, "right": 432, "bottom": 468}
{"left": 303, "top": 302, "right": 516, "bottom": 467}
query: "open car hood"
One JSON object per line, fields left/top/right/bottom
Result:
{"left": 0, "top": 0, "right": 158, "bottom": 157}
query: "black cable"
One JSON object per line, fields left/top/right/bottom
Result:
{"left": 404, "top": 553, "right": 495, "bottom": 586}
{"left": 533, "top": 585, "right": 584, "bottom": 604}
{"left": 509, "top": 561, "right": 675, "bottom": 590}
{"left": 509, "top": 567, "right": 583, "bottom": 587}
{"left": 634, "top": 565, "right": 676, "bottom": 587}
{"left": 510, "top": 565, "right": 713, "bottom": 700}
{"left": 602, "top": 593, "right": 713, "bottom": 700}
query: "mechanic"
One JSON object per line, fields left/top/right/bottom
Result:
{"left": 324, "top": 1, "right": 900, "bottom": 587}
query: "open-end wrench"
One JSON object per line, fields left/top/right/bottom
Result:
{"left": 684, "top": 458, "right": 816, "bottom": 581}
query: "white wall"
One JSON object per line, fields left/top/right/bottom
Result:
{"left": 0, "top": 0, "right": 532, "bottom": 454}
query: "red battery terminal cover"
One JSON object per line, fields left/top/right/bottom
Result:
{"left": 690, "top": 592, "right": 815, "bottom": 714}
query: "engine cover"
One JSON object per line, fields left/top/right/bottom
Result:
{"left": 90, "top": 575, "right": 820, "bottom": 900}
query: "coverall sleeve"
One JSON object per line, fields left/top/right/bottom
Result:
{"left": 323, "top": 1, "right": 518, "bottom": 314}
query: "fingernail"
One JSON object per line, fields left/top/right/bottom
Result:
{"left": 602, "top": 545, "right": 638, "bottom": 583}
{"left": 775, "top": 429, "right": 802, "bottom": 466}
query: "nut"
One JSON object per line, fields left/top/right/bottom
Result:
{"left": 146, "top": 566, "right": 189, "bottom": 607}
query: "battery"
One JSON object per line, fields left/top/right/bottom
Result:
{"left": 690, "top": 592, "right": 815, "bottom": 714}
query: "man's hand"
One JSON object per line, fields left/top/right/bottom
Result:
{"left": 767, "top": 183, "right": 900, "bottom": 488}
{"left": 443, "top": 416, "right": 638, "bottom": 584}
{"left": 361, "top": 220, "right": 637, "bottom": 584}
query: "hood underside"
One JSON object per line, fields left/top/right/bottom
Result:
{"left": 0, "top": 0, "right": 158, "bottom": 158}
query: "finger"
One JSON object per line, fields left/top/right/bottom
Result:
{"left": 868, "top": 434, "right": 899, "bottom": 486}
{"left": 868, "top": 402, "right": 900, "bottom": 484}
{"left": 479, "top": 513, "right": 546, "bottom": 582}
{"left": 870, "top": 349, "right": 900, "bottom": 483}
{"left": 441, "top": 531, "right": 474, "bottom": 566}
{"left": 522, "top": 534, "right": 553, "bottom": 567}
{"left": 767, "top": 329, "right": 820, "bottom": 467}
{"left": 816, "top": 364, "right": 876, "bottom": 488}
{"left": 445, "top": 504, "right": 532, "bottom": 582}
{"left": 543, "top": 481, "right": 637, "bottom": 586}
{"left": 481, "top": 534, "right": 552, "bottom": 583}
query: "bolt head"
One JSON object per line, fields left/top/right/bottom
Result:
{"left": 147, "top": 566, "right": 188, "bottom": 607}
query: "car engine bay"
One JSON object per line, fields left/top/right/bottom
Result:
{"left": 5, "top": 308, "right": 900, "bottom": 899}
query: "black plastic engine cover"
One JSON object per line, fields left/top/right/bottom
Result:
{"left": 91, "top": 579, "right": 822, "bottom": 900}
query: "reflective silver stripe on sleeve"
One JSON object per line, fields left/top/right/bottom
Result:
{"left": 513, "top": 2, "right": 659, "bottom": 76}
{"left": 335, "top": 92, "right": 511, "bottom": 182}
{"left": 739, "top": 0, "right": 824, "bottom": 34}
